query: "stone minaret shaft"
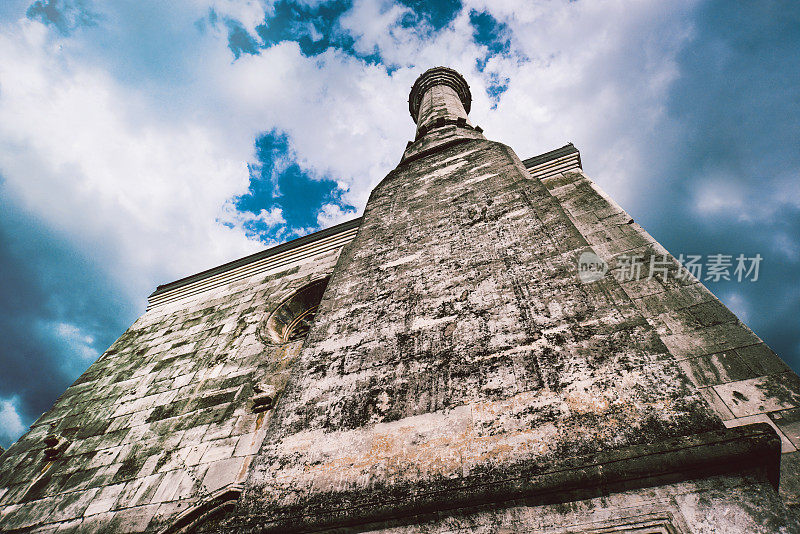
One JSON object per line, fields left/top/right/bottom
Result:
{"left": 409, "top": 67, "right": 473, "bottom": 134}
{"left": 402, "top": 67, "right": 485, "bottom": 163}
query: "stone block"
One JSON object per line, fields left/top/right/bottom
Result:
{"left": 769, "top": 408, "right": 800, "bottom": 449}
{"left": 53, "top": 517, "right": 84, "bottom": 533}
{"left": 45, "top": 488, "right": 99, "bottom": 524}
{"left": 736, "top": 343, "right": 792, "bottom": 376}
{"left": 151, "top": 469, "right": 187, "bottom": 503}
{"left": 778, "top": 450, "right": 800, "bottom": 508}
{"left": 714, "top": 372, "right": 800, "bottom": 418}
{"left": 82, "top": 483, "right": 125, "bottom": 516}
{"left": 697, "top": 386, "right": 735, "bottom": 420}
{"left": 104, "top": 504, "right": 160, "bottom": 532}
{"left": 178, "top": 443, "right": 210, "bottom": 467}
{"left": 198, "top": 436, "right": 238, "bottom": 464}
{"left": 723, "top": 414, "right": 796, "bottom": 453}
{"left": 201, "top": 457, "right": 244, "bottom": 494}
{"left": 677, "top": 351, "right": 755, "bottom": 387}
{"left": 116, "top": 473, "right": 163, "bottom": 509}
{"left": 685, "top": 300, "right": 739, "bottom": 327}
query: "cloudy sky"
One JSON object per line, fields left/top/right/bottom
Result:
{"left": 0, "top": 0, "right": 798, "bottom": 448}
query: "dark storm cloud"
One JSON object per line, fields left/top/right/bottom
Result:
{"left": 0, "top": 185, "right": 134, "bottom": 447}
{"left": 635, "top": 0, "right": 800, "bottom": 369}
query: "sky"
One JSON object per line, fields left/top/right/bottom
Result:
{"left": 0, "top": 0, "right": 798, "bottom": 448}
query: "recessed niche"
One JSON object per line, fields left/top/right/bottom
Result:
{"left": 264, "top": 277, "right": 330, "bottom": 344}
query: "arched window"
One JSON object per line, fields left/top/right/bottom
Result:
{"left": 158, "top": 484, "right": 242, "bottom": 534}
{"left": 264, "top": 277, "right": 330, "bottom": 344}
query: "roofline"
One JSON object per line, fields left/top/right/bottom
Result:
{"left": 522, "top": 143, "right": 581, "bottom": 170}
{"left": 149, "top": 217, "right": 362, "bottom": 299}
{"left": 147, "top": 144, "right": 579, "bottom": 301}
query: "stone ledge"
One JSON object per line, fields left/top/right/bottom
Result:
{"left": 231, "top": 423, "right": 781, "bottom": 533}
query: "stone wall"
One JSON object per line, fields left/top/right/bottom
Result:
{"left": 350, "top": 472, "right": 797, "bottom": 533}
{"left": 2, "top": 134, "right": 797, "bottom": 532}
{"left": 0, "top": 234, "right": 350, "bottom": 532}
{"left": 229, "top": 131, "right": 770, "bottom": 531}
{"left": 537, "top": 163, "right": 800, "bottom": 509}
{"left": 2, "top": 62, "right": 798, "bottom": 532}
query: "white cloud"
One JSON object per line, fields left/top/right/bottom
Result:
{"left": 219, "top": 205, "right": 287, "bottom": 242}
{"left": 206, "top": 0, "right": 270, "bottom": 35}
{"left": 215, "top": 42, "right": 415, "bottom": 209}
{"left": 53, "top": 321, "right": 99, "bottom": 362}
{"left": 316, "top": 202, "right": 355, "bottom": 228}
{"left": 0, "top": 0, "right": 704, "bottom": 311}
{"left": 0, "top": 396, "right": 25, "bottom": 444}
{"left": 0, "top": 19, "right": 262, "bottom": 306}
{"left": 693, "top": 171, "right": 800, "bottom": 224}
{"left": 721, "top": 292, "right": 749, "bottom": 324}
{"left": 772, "top": 233, "right": 800, "bottom": 262}
{"left": 694, "top": 178, "right": 745, "bottom": 214}
{"left": 252, "top": 206, "right": 286, "bottom": 226}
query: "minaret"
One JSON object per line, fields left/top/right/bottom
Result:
{"left": 2, "top": 67, "right": 797, "bottom": 534}
{"left": 401, "top": 66, "right": 486, "bottom": 164}
{"left": 409, "top": 66, "right": 473, "bottom": 133}
{"left": 229, "top": 68, "right": 795, "bottom": 531}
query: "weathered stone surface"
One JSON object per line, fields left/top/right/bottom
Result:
{"left": 2, "top": 66, "right": 799, "bottom": 533}
{"left": 0, "top": 231, "right": 350, "bottom": 532}
{"left": 225, "top": 68, "right": 796, "bottom": 532}
{"left": 348, "top": 472, "right": 798, "bottom": 533}
{"left": 540, "top": 162, "right": 800, "bottom": 507}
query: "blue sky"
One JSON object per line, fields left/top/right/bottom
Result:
{"left": 0, "top": 0, "right": 798, "bottom": 447}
